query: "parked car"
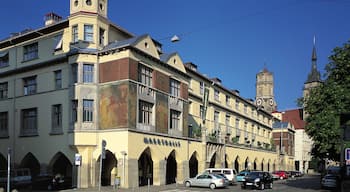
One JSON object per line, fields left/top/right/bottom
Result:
{"left": 290, "top": 171, "right": 303, "bottom": 177}
{"left": 321, "top": 174, "right": 338, "bottom": 189}
{"left": 204, "top": 168, "right": 237, "bottom": 184}
{"left": 272, "top": 170, "right": 288, "bottom": 180}
{"left": 236, "top": 170, "right": 251, "bottom": 182}
{"left": 184, "top": 173, "right": 230, "bottom": 190}
{"left": 241, "top": 171, "right": 273, "bottom": 190}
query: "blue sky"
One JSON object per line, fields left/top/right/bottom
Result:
{"left": 1, "top": 0, "right": 350, "bottom": 110}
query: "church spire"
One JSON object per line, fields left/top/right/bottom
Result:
{"left": 306, "top": 36, "right": 321, "bottom": 84}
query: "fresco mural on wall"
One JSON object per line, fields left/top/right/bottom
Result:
{"left": 99, "top": 82, "right": 129, "bottom": 129}
{"left": 156, "top": 92, "right": 168, "bottom": 134}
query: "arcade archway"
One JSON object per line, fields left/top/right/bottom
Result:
{"left": 166, "top": 150, "right": 177, "bottom": 184}
{"left": 138, "top": 148, "right": 153, "bottom": 186}
{"left": 20, "top": 152, "right": 40, "bottom": 178}
{"left": 189, "top": 152, "right": 198, "bottom": 178}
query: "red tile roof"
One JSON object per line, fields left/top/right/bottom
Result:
{"left": 282, "top": 109, "right": 305, "bottom": 130}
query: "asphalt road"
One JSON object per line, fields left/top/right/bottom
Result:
{"left": 3, "top": 174, "right": 339, "bottom": 192}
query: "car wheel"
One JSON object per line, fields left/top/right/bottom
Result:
{"left": 260, "top": 183, "right": 265, "bottom": 190}
{"left": 209, "top": 183, "right": 216, "bottom": 190}
{"left": 185, "top": 181, "right": 191, "bottom": 187}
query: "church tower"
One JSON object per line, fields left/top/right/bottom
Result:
{"left": 303, "top": 37, "right": 322, "bottom": 117}
{"left": 255, "top": 67, "right": 277, "bottom": 113}
{"left": 70, "top": 0, "right": 108, "bottom": 18}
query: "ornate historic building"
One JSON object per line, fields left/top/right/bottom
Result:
{"left": 0, "top": 0, "right": 290, "bottom": 189}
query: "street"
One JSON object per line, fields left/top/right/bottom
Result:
{"left": 54, "top": 175, "right": 338, "bottom": 192}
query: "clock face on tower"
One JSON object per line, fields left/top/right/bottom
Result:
{"left": 256, "top": 98, "right": 263, "bottom": 106}
{"left": 269, "top": 98, "right": 274, "bottom": 106}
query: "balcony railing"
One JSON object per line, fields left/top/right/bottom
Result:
{"left": 138, "top": 84, "right": 155, "bottom": 101}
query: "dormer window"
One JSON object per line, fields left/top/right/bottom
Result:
{"left": 74, "top": 0, "right": 79, "bottom": 7}
{"left": 23, "top": 43, "right": 38, "bottom": 61}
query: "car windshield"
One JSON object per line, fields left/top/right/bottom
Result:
{"left": 238, "top": 172, "right": 248, "bottom": 176}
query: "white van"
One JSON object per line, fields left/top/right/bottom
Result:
{"left": 204, "top": 168, "right": 237, "bottom": 184}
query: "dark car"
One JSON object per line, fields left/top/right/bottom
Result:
{"left": 241, "top": 171, "right": 273, "bottom": 190}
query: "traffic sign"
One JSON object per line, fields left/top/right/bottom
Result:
{"left": 346, "top": 148, "right": 350, "bottom": 161}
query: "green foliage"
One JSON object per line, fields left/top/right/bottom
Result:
{"left": 232, "top": 137, "right": 239, "bottom": 144}
{"left": 304, "top": 40, "right": 350, "bottom": 161}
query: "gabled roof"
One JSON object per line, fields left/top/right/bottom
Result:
{"left": 160, "top": 52, "right": 177, "bottom": 63}
{"left": 282, "top": 108, "right": 305, "bottom": 130}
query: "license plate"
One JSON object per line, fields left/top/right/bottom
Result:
{"left": 246, "top": 183, "right": 253, "bottom": 185}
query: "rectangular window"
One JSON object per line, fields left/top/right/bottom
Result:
{"left": 21, "top": 108, "right": 38, "bottom": 136}
{"left": 214, "top": 111, "right": 219, "bottom": 129}
{"left": 139, "top": 100, "right": 153, "bottom": 125}
{"left": 225, "top": 115, "right": 230, "bottom": 126}
{"left": 170, "top": 110, "right": 181, "bottom": 130}
{"left": 72, "top": 100, "right": 78, "bottom": 123}
{"left": 235, "top": 118, "right": 240, "bottom": 129}
{"left": 23, "top": 76, "right": 37, "bottom": 95}
{"left": 72, "top": 64, "right": 78, "bottom": 83}
{"left": 138, "top": 64, "right": 153, "bottom": 86}
{"left": 83, "top": 99, "right": 94, "bottom": 122}
{"left": 0, "top": 52, "right": 9, "bottom": 67}
{"left": 83, "top": 64, "right": 94, "bottom": 83}
{"left": 214, "top": 89, "right": 220, "bottom": 101}
{"left": 23, "top": 43, "right": 38, "bottom": 61}
{"left": 244, "top": 105, "right": 248, "bottom": 114}
{"left": 226, "top": 95, "right": 230, "bottom": 106}
{"left": 99, "top": 28, "right": 105, "bottom": 46}
{"left": 54, "top": 70, "right": 62, "bottom": 89}
{"left": 72, "top": 25, "right": 78, "bottom": 43}
{"left": 200, "top": 81, "right": 204, "bottom": 95}
{"left": 0, "top": 112, "right": 8, "bottom": 137}
{"left": 235, "top": 99, "right": 240, "bottom": 110}
{"left": 170, "top": 79, "right": 180, "bottom": 97}
{"left": 84, "top": 24, "right": 93, "bottom": 42}
{"left": 0, "top": 82, "right": 8, "bottom": 99}
{"left": 52, "top": 104, "right": 62, "bottom": 133}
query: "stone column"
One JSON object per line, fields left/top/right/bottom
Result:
{"left": 152, "top": 159, "right": 166, "bottom": 186}
{"left": 178, "top": 160, "right": 189, "bottom": 184}
{"left": 128, "top": 159, "right": 138, "bottom": 188}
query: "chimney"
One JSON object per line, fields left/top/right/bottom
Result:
{"left": 45, "top": 12, "right": 62, "bottom": 26}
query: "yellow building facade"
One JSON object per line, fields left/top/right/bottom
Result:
{"left": 0, "top": 0, "right": 293, "bottom": 189}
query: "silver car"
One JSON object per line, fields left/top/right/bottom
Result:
{"left": 184, "top": 173, "right": 230, "bottom": 189}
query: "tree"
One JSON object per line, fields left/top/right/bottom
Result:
{"left": 304, "top": 40, "right": 350, "bottom": 161}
